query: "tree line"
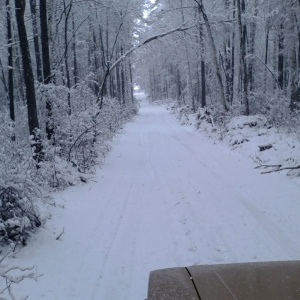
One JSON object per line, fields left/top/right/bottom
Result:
{"left": 0, "top": 0, "right": 143, "bottom": 164}
{"left": 136, "top": 0, "right": 300, "bottom": 124}
{"left": 0, "top": 0, "right": 143, "bottom": 246}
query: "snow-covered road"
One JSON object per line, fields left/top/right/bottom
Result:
{"left": 13, "top": 94, "right": 300, "bottom": 300}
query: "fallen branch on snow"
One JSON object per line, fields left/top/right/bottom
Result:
{"left": 258, "top": 144, "right": 273, "bottom": 152}
{"left": 256, "top": 164, "right": 300, "bottom": 174}
{"left": 56, "top": 228, "right": 65, "bottom": 240}
{"left": 0, "top": 249, "right": 42, "bottom": 300}
{"left": 255, "top": 164, "right": 282, "bottom": 169}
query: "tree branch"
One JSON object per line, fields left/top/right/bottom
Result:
{"left": 97, "top": 20, "right": 198, "bottom": 106}
{"left": 261, "top": 165, "right": 300, "bottom": 174}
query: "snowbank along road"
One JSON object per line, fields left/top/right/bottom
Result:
{"left": 12, "top": 93, "right": 300, "bottom": 300}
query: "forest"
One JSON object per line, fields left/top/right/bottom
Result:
{"left": 0, "top": 0, "right": 299, "bottom": 247}
{"left": 137, "top": 0, "right": 300, "bottom": 120}
{"left": 0, "top": 0, "right": 143, "bottom": 248}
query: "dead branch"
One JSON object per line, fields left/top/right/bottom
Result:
{"left": 261, "top": 165, "right": 300, "bottom": 174}
{"left": 258, "top": 144, "right": 273, "bottom": 152}
{"left": 255, "top": 164, "right": 282, "bottom": 169}
{"left": 97, "top": 20, "right": 198, "bottom": 106}
{"left": 56, "top": 228, "right": 65, "bottom": 240}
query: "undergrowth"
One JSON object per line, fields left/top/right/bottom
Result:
{"left": 0, "top": 84, "right": 138, "bottom": 249}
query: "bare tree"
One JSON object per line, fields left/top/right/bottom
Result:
{"left": 15, "top": 0, "right": 44, "bottom": 163}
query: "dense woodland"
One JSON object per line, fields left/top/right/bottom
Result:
{"left": 136, "top": 0, "right": 300, "bottom": 125}
{"left": 0, "top": 0, "right": 299, "bottom": 246}
{"left": 0, "top": 0, "right": 144, "bottom": 246}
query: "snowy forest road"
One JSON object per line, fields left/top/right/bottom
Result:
{"left": 15, "top": 93, "right": 300, "bottom": 300}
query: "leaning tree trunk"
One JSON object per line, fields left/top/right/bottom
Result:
{"left": 180, "top": 0, "right": 195, "bottom": 112}
{"left": 15, "top": 0, "right": 44, "bottom": 163}
{"left": 195, "top": 0, "right": 228, "bottom": 112}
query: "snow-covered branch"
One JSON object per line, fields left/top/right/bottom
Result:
{"left": 97, "top": 20, "right": 197, "bottom": 105}
{"left": 0, "top": 249, "right": 42, "bottom": 300}
{"left": 108, "top": 21, "right": 197, "bottom": 73}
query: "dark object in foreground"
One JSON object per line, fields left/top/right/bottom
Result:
{"left": 147, "top": 261, "right": 300, "bottom": 300}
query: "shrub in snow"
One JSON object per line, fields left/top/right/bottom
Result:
{"left": 37, "top": 84, "right": 138, "bottom": 175}
{"left": 176, "top": 105, "right": 194, "bottom": 125}
{"left": 0, "top": 80, "right": 139, "bottom": 247}
{"left": 0, "top": 115, "right": 43, "bottom": 247}
{"left": 249, "top": 91, "right": 300, "bottom": 131}
{"left": 0, "top": 165, "right": 41, "bottom": 248}
{"left": 226, "top": 115, "right": 270, "bottom": 131}
{"left": 195, "top": 109, "right": 215, "bottom": 128}
{"left": 0, "top": 85, "right": 139, "bottom": 247}
{"left": 224, "top": 115, "right": 271, "bottom": 146}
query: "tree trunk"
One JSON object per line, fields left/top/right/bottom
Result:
{"left": 40, "top": 0, "right": 54, "bottom": 140}
{"left": 237, "top": 0, "right": 250, "bottom": 115}
{"left": 181, "top": 0, "right": 195, "bottom": 112}
{"left": 128, "top": 58, "right": 134, "bottom": 103}
{"left": 177, "top": 67, "right": 182, "bottom": 103}
{"left": 248, "top": 0, "right": 259, "bottom": 92}
{"left": 0, "top": 58, "right": 8, "bottom": 106}
{"left": 278, "top": 23, "right": 284, "bottom": 90}
{"left": 231, "top": 0, "right": 236, "bottom": 104}
{"left": 290, "top": 11, "right": 300, "bottom": 111}
{"left": 15, "top": 0, "right": 43, "bottom": 163}
{"left": 199, "top": 24, "right": 206, "bottom": 108}
{"left": 195, "top": 0, "right": 228, "bottom": 111}
{"left": 264, "top": 25, "right": 269, "bottom": 93}
{"left": 6, "top": 0, "right": 15, "bottom": 123}
{"left": 224, "top": 0, "right": 232, "bottom": 105}
{"left": 40, "top": 0, "right": 51, "bottom": 84}
{"left": 30, "top": 0, "right": 43, "bottom": 82}
{"left": 120, "top": 47, "right": 126, "bottom": 105}
{"left": 72, "top": 11, "right": 78, "bottom": 85}
{"left": 63, "top": 0, "right": 72, "bottom": 115}
{"left": 290, "top": 47, "right": 300, "bottom": 111}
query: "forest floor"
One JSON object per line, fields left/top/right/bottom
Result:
{"left": 5, "top": 92, "right": 300, "bottom": 300}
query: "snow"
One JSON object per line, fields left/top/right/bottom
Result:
{"left": 3, "top": 92, "right": 300, "bottom": 300}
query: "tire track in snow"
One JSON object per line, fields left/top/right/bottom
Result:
{"left": 11, "top": 97, "right": 300, "bottom": 300}
{"left": 143, "top": 109, "right": 235, "bottom": 266}
{"left": 154, "top": 106, "right": 300, "bottom": 262}
{"left": 164, "top": 114, "right": 300, "bottom": 260}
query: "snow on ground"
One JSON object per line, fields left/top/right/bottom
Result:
{"left": 174, "top": 104, "right": 300, "bottom": 178}
{"left": 3, "top": 93, "right": 300, "bottom": 300}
